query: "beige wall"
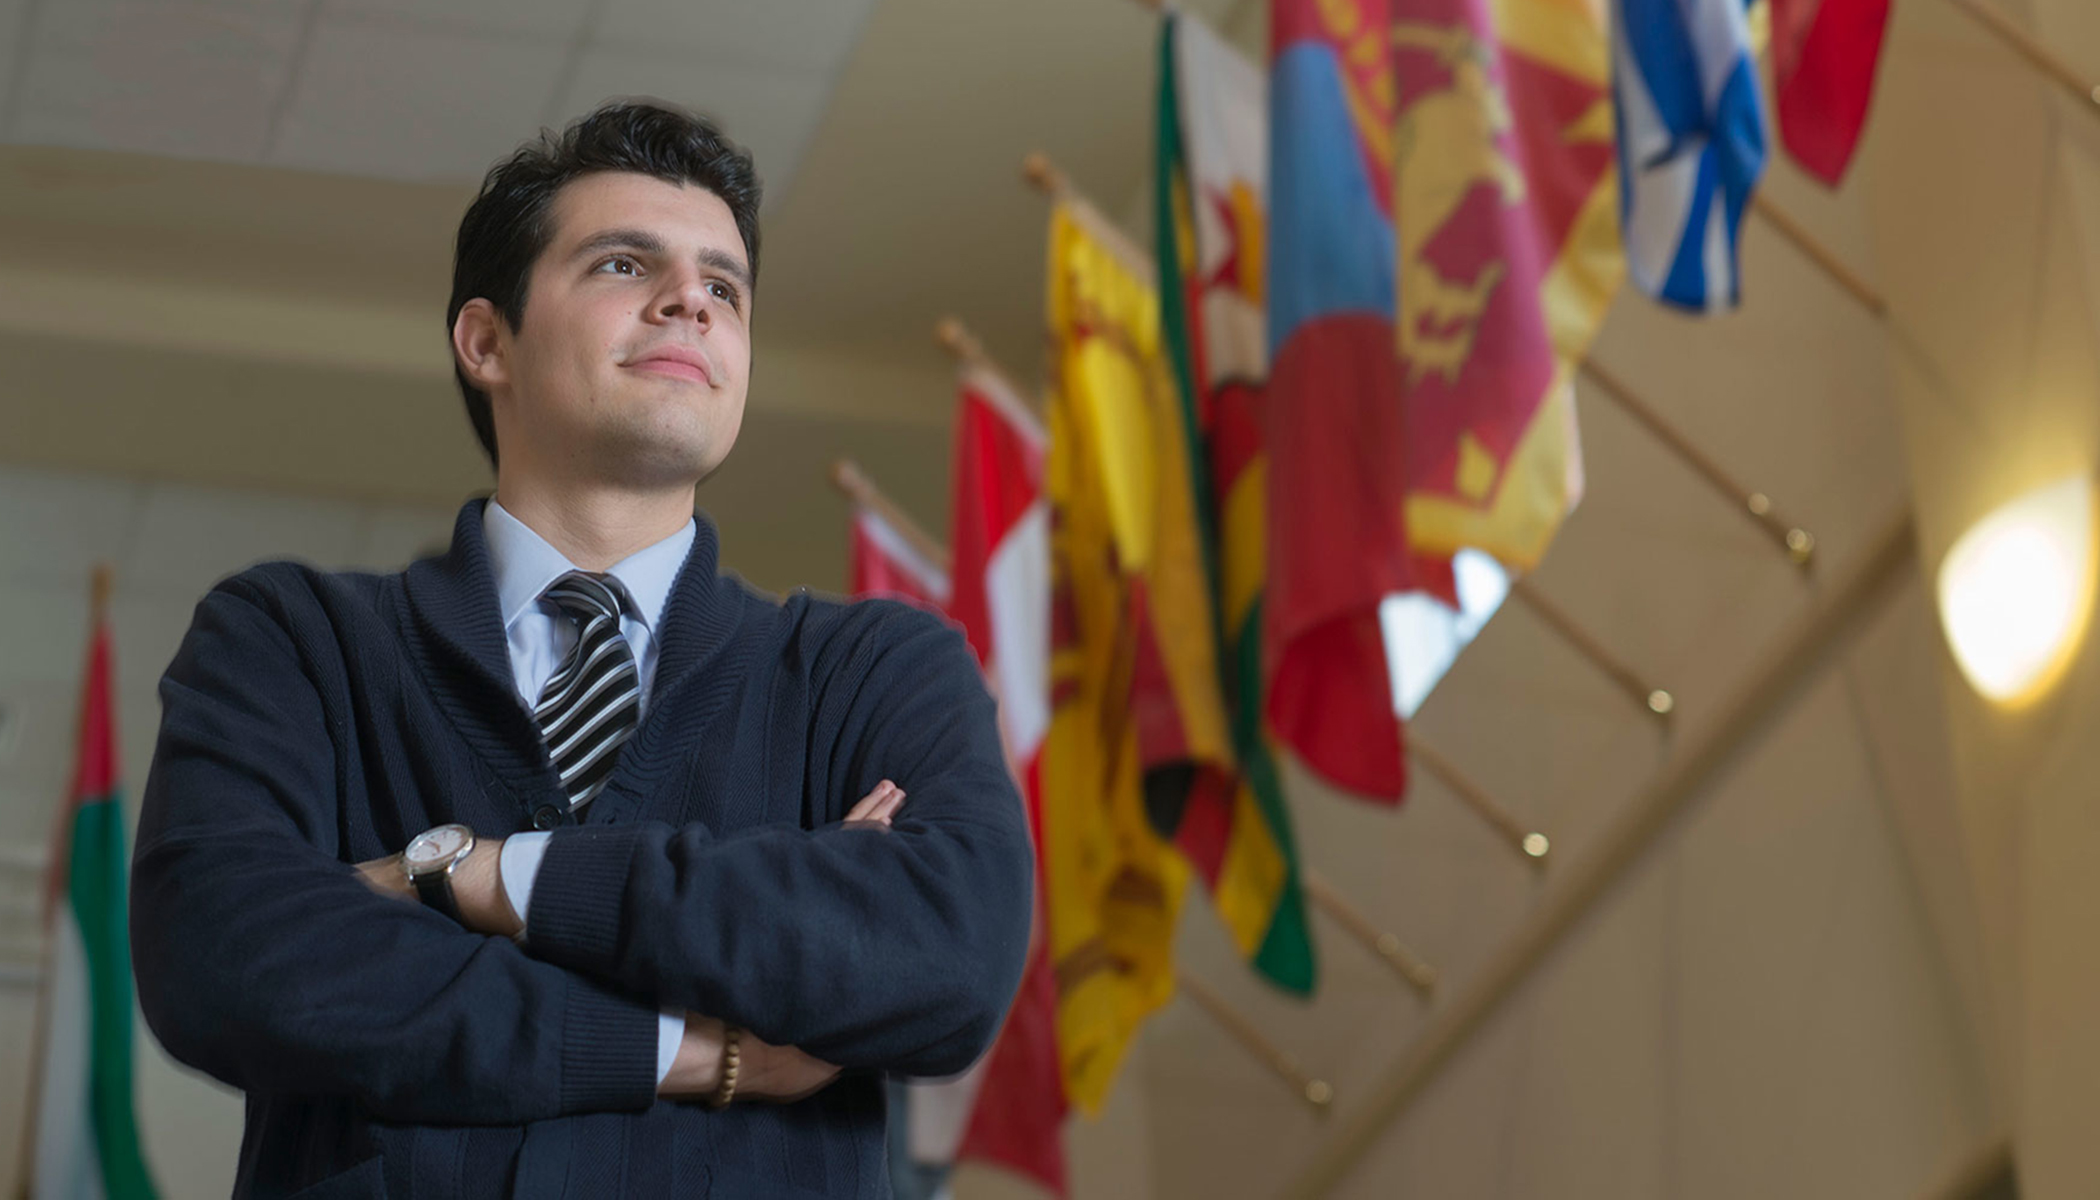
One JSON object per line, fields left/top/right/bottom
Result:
{"left": 1862, "top": 0, "right": 2100, "bottom": 1195}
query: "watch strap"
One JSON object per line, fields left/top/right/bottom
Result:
{"left": 412, "top": 866, "right": 463, "bottom": 923}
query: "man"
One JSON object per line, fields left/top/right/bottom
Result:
{"left": 131, "top": 102, "right": 1033, "bottom": 1199}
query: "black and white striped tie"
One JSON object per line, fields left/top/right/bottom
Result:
{"left": 534, "top": 571, "right": 641, "bottom": 812}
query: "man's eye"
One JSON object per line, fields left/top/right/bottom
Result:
{"left": 594, "top": 255, "right": 641, "bottom": 276}
{"left": 708, "top": 281, "right": 740, "bottom": 306}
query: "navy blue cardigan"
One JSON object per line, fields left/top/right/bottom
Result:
{"left": 131, "top": 500, "right": 1033, "bottom": 1199}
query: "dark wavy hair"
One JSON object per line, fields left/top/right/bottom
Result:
{"left": 447, "top": 101, "right": 762, "bottom": 467}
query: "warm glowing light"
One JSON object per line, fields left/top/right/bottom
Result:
{"left": 1936, "top": 474, "right": 2096, "bottom": 705}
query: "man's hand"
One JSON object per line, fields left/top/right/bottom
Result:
{"left": 353, "top": 853, "right": 414, "bottom": 902}
{"left": 659, "top": 1016, "right": 843, "bottom": 1104}
{"left": 844, "top": 779, "right": 904, "bottom": 828}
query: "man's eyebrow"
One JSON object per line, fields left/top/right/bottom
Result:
{"left": 570, "top": 229, "right": 752, "bottom": 290}
{"left": 570, "top": 228, "right": 665, "bottom": 261}
{"left": 696, "top": 247, "right": 754, "bottom": 292}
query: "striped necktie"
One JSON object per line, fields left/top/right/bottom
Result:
{"left": 534, "top": 571, "right": 641, "bottom": 812}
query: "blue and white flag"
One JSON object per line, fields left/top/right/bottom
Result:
{"left": 1610, "top": 0, "right": 1768, "bottom": 310}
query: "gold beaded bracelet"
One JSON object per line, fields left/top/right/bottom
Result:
{"left": 708, "top": 1025, "right": 742, "bottom": 1109}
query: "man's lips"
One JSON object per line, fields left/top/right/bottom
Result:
{"left": 626, "top": 348, "right": 715, "bottom": 386}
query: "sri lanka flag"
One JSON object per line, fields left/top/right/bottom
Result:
{"left": 1610, "top": 0, "right": 1768, "bottom": 309}
{"left": 1266, "top": 0, "right": 1421, "bottom": 801}
{"left": 29, "top": 613, "right": 158, "bottom": 1199}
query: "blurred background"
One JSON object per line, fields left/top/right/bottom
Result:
{"left": 1, "top": 0, "right": 2098, "bottom": 1196}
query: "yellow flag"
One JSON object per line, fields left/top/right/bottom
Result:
{"left": 1040, "top": 201, "right": 1215, "bottom": 1114}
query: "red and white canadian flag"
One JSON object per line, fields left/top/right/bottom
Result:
{"left": 858, "top": 364, "right": 1064, "bottom": 1198}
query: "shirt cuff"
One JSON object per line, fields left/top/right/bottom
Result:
{"left": 656, "top": 1010, "right": 685, "bottom": 1088}
{"left": 498, "top": 831, "right": 551, "bottom": 938}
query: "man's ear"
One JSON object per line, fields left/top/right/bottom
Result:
{"left": 452, "top": 299, "right": 509, "bottom": 392}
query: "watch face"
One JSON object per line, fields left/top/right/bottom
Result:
{"left": 405, "top": 825, "right": 469, "bottom": 870}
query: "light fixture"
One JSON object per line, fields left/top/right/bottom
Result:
{"left": 1936, "top": 473, "right": 2097, "bottom": 705}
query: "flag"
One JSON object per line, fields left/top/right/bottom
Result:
{"left": 847, "top": 502, "right": 950, "bottom": 609}
{"left": 1768, "top": 0, "right": 1890, "bottom": 185}
{"left": 1610, "top": 0, "right": 1768, "bottom": 309}
{"left": 1265, "top": 0, "right": 1419, "bottom": 801}
{"left": 942, "top": 368, "right": 1066, "bottom": 1197}
{"left": 1392, "top": 0, "right": 1619, "bottom": 570}
{"left": 1153, "top": 9, "right": 1317, "bottom": 994}
{"left": 1041, "top": 201, "right": 1198, "bottom": 1114}
{"left": 1379, "top": 0, "right": 1626, "bottom": 712}
{"left": 29, "top": 614, "right": 157, "bottom": 1200}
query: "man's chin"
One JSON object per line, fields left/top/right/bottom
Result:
{"left": 596, "top": 432, "right": 731, "bottom": 491}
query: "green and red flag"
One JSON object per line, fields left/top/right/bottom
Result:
{"left": 1153, "top": 8, "right": 1317, "bottom": 995}
{"left": 29, "top": 613, "right": 158, "bottom": 1200}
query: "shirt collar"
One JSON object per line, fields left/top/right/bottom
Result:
{"left": 482, "top": 500, "right": 697, "bottom": 636}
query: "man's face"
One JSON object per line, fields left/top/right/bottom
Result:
{"left": 490, "top": 171, "right": 754, "bottom": 490}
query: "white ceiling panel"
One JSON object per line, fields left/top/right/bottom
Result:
{"left": 555, "top": 51, "right": 834, "bottom": 208}
{"left": 592, "top": 0, "right": 877, "bottom": 71}
{"left": 270, "top": 17, "right": 568, "bottom": 182}
{"left": 7, "top": 0, "right": 302, "bottom": 161}
{"left": 320, "top": 0, "right": 592, "bottom": 43}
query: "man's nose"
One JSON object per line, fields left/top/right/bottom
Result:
{"left": 653, "top": 275, "right": 712, "bottom": 324}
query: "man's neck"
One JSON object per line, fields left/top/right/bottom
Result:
{"left": 492, "top": 479, "right": 695, "bottom": 572}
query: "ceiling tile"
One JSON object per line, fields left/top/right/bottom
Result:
{"left": 9, "top": 0, "right": 302, "bottom": 161}
{"left": 320, "top": 0, "right": 592, "bottom": 43}
{"left": 555, "top": 51, "right": 833, "bottom": 207}
{"left": 270, "top": 18, "right": 567, "bottom": 182}
{"left": 592, "top": 0, "right": 876, "bottom": 71}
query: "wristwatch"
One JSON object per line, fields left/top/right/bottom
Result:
{"left": 402, "top": 823, "right": 477, "bottom": 923}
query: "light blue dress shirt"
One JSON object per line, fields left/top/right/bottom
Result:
{"left": 482, "top": 499, "right": 694, "bottom": 1085}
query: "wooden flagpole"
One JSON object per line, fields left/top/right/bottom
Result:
{"left": 1281, "top": 506, "right": 1918, "bottom": 1199}
{"left": 1408, "top": 740, "right": 1551, "bottom": 862}
{"left": 1020, "top": 149, "right": 1558, "bottom": 861}
{"left": 1177, "top": 971, "right": 1336, "bottom": 1112}
{"left": 1303, "top": 872, "right": 1439, "bottom": 996}
{"left": 1941, "top": 0, "right": 2100, "bottom": 115}
{"left": 1508, "top": 578, "right": 1675, "bottom": 718}
{"left": 1578, "top": 355, "right": 1817, "bottom": 567}
{"left": 824, "top": 462, "right": 1347, "bottom": 1101}
{"left": 14, "top": 566, "right": 111, "bottom": 1198}
{"left": 829, "top": 459, "right": 951, "bottom": 573}
{"left": 935, "top": 317, "right": 1035, "bottom": 406}
{"left": 1749, "top": 193, "right": 1890, "bottom": 320}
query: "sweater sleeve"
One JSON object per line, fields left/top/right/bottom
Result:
{"left": 523, "top": 605, "right": 1035, "bottom": 1078}
{"left": 130, "top": 579, "right": 661, "bottom": 1125}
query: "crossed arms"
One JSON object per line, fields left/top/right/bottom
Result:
{"left": 130, "top": 579, "right": 1034, "bottom": 1126}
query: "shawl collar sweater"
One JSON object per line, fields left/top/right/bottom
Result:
{"left": 131, "top": 500, "right": 1032, "bottom": 1199}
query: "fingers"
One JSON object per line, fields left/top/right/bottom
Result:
{"left": 843, "top": 779, "right": 906, "bottom": 826}
{"left": 354, "top": 854, "right": 412, "bottom": 901}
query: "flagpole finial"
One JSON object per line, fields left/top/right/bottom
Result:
{"left": 828, "top": 459, "right": 864, "bottom": 502}
{"left": 934, "top": 317, "right": 971, "bottom": 360}
{"left": 1021, "top": 152, "right": 1063, "bottom": 198}
{"left": 89, "top": 563, "right": 114, "bottom": 626}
